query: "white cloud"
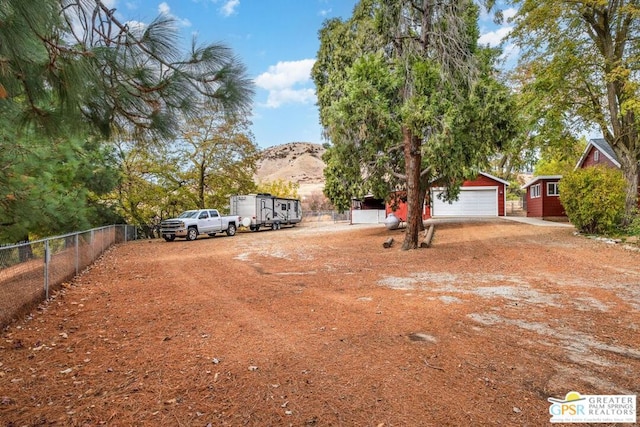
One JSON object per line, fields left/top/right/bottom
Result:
{"left": 319, "top": 8, "right": 332, "bottom": 17}
{"left": 265, "top": 88, "right": 316, "bottom": 109}
{"left": 220, "top": 0, "right": 240, "bottom": 17}
{"left": 499, "top": 43, "right": 520, "bottom": 68}
{"left": 478, "top": 26, "right": 512, "bottom": 47}
{"left": 158, "top": 2, "right": 170, "bottom": 15}
{"left": 502, "top": 7, "right": 518, "bottom": 21}
{"left": 255, "top": 59, "right": 317, "bottom": 108}
{"left": 502, "top": 43, "right": 520, "bottom": 57}
{"left": 478, "top": 3, "right": 492, "bottom": 22}
{"left": 158, "top": 2, "right": 192, "bottom": 27}
{"left": 255, "top": 59, "right": 316, "bottom": 90}
{"left": 477, "top": 0, "right": 517, "bottom": 20}
{"left": 126, "top": 20, "right": 147, "bottom": 36}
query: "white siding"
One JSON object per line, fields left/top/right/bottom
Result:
{"left": 352, "top": 209, "right": 386, "bottom": 224}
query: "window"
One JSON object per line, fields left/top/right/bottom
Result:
{"left": 547, "top": 182, "right": 559, "bottom": 196}
{"left": 198, "top": 211, "right": 209, "bottom": 219}
{"left": 594, "top": 150, "right": 600, "bottom": 162}
{"left": 531, "top": 183, "right": 541, "bottom": 198}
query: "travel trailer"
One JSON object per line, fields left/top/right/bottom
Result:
{"left": 230, "top": 194, "right": 302, "bottom": 231}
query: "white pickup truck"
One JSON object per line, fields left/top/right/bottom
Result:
{"left": 160, "top": 209, "right": 240, "bottom": 242}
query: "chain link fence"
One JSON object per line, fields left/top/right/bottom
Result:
{"left": 0, "top": 225, "right": 136, "bottom": 328}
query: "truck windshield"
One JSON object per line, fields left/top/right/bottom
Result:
{"left": 177, "top": 211, "right": 199, "bottom": 219}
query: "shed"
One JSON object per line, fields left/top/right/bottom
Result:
{"left": 522, "top": 175, "right": 565, "bottom": 218}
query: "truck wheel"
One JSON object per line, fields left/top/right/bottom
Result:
{"left": 186, "top": 227, "right": 198, "bottom": 241}
{"left": 163, "top": 235, "right": 175, "bottom": 242}
{"left": 226, "top": 223, "right": 237, "bottom": 236}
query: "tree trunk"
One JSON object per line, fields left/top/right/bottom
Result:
{"left": 619, "top": 152, "right": 639, "bottom": 224}
{"left": 418, "top": 173, "right": 431, "bottom": 232}
{"left": 198, "top": 163, "right": 206, "bottom": 209}
{"left": 402, "top": 128, "right": 423, "bottom": 250}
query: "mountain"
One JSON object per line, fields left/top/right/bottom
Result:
{"left": 255, "top": 142, "right": 326, "bottom": 199}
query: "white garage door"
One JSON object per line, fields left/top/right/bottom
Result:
{"left": 431, "top": 187, "right": 498, "bottom": 217}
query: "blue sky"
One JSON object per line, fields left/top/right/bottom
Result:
{"left": 110, "top": 0, "right": 516, "bottom": 148}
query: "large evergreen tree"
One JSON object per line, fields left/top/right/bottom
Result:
{"left": 313, "top": 0, "right": 516, "bottom": 249}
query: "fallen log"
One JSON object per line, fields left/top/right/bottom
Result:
{"left": 383, "top": 237, "right": 394, "bottom": 248}
{"left": 420, "top": 224, "right": 435, "bottom": 248}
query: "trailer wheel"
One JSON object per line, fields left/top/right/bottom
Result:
{"left": 163, "top": 235, "right": 175, "bottom": 242}
{"left": 186, "top": 227, "right": 198, "bottom": 241}
{"left": 226, "top": 223, "right": 237, "bottom": 236}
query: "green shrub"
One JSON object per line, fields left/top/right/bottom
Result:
{"left": 559, "top": 166, "right": 626, "bottom": 234}
{"left": 625, "top": 214, "right": 640, "bottom": 236}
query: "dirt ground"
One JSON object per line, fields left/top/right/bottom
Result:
{"left": 1, "top": 219, "right": 639, "bottom": 426}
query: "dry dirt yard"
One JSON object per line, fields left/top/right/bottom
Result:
{"left": 1, "top": 219, "right": 639, "bottom": 426}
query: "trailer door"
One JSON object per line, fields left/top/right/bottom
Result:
{"left": 258, "top": 196, "right": 273, "bottom": 224}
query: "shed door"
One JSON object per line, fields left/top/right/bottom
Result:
{"left": 431, "top": 187, "right": 498, "bottom": 217}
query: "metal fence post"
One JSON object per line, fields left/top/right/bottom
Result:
{"left": 44, "top": 239, "right": 50, "bottom": 300}
{"left": 75, "top": 233, "right": 79, "bottom": 276}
